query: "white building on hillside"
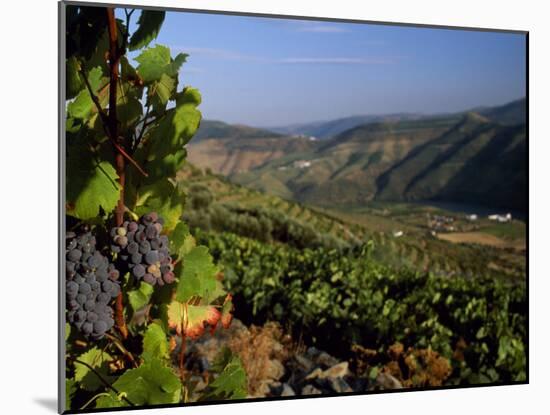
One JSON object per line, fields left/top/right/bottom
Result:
{"left": 488, "top": 213, "right": 512, "bottom": 223}
{"left": 294, "top": 160, "right": 311, "bottom": 169}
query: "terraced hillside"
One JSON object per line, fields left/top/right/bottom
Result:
{"left": 232, "top": 114, "right": 526, "bottom": 212}
{"left": 233, "top": 116, "right": 460, "bottom": 202}
{"left": 177, "top": 163, "right": 526, "bottom": 280}
{"left": 266, "top": 97, "right": 525, "bottom": 139}
{"left": 187, "top": 120, "right": 316, "bottom": 176}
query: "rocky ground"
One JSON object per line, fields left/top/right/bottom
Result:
{"left": 182, "top": 319, "right": 404, "bottom": 400}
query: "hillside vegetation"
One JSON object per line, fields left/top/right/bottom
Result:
{"left": 265, "top": 97, "right": 525, "bottom": 139}
{"left": 177, "top": 163, "right": 526, "bottom": 281}
{"left": 187, "top": 99, "right": 526, "bottom": 213}
{"left": 187, "top": 120, "right": 316, "bottom": 176}
{"left": 235, "top": 116, "right": 526, "bottom": 212}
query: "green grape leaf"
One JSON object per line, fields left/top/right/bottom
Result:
{"left": 66, "top": 378, "right": 76, "bottom": 410}
{"left": 146, "top": 88, "right": 201, "bottom": 161}
{"left": 96, "top": 358, "right": 181, "bottom": 408}
{"left": 166, "top": 53, "right": 188, "bottom": 77}
{"left": 142, "top": 321, "right": 169, "bottom": 362}
{"left": 210, "top": 346, "right": 233, "bottom": 373}
{"left": 66, "top": 56, "right": 83, "bottom": 99}
{"left": 169, "top": 222, "right": 196, "bottom": 260}
{"left": 67, "top": 66, "right": 106, "bottom": 120}
{"left": 166, "top": 301, "right": 220, "bottom": 339}
{"left": 74, "top": 347, "right": 113, "bottom": 392}
{"left": 145, "top": 149, "right": 188, "bottom": 183}
{"left": 201, "top": 279, "right": 228, "bottom": 305}
{"left": 135, "top": 179, "right": 185, "bottom": 232}
{"left": 176, "top": 246, "right": 218, "bottom": 303}
{"left": 166, "top": 300, "right": 185, "bottom": 336}
{"left": 116, "top": 94, "right": 143, "bottom": 134}
{"left": 175, "top": 85, "right": 201, "bottom": 107}
{"left": 129, "top": 10, "right": 166, "bottom": 51}
{"left": 200, "top": 355, "right": 248, "bottom": 400}
{"left": 66, "top": 140, "right": 121, "bottom": 220}
{"left": 135, "top": 45, "right": 171, "bottom": 84}
{"left": 185, "top": 304, "right": 221, "bottom": 339}
{"left": 128, "top": 281, "right": 154, "bottom": 313}
{"left": 121, "top": 56, "right": 140, "bottom": 83}
{"left": 150, "top": 73, "right": 175, "bottom": 110}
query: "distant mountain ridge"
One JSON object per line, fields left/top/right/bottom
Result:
{"left": 266, "top": 113, "right": 425, "bottom": 140}
{"left": 187, "top": 98, "right": 527, "bottom": 212}
{"left": 262, "top": 97, "right": 526, "bottom": 140}
{"left": 193, "top": 120, "right": 284, "bottom": 141}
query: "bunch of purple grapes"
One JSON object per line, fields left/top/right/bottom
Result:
{"left": 110, "top": 212, "right": 175, "bottom": 286}
{"left": 66, "top": 231, "right": 120, "bottom": 339}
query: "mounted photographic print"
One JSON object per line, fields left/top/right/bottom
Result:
{"left": 59, "top": 1, "right": 528, "bottom": 413}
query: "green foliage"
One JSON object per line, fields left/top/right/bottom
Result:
{"left": 169, "top": 222, "right": 196, "bottom": 259}
{"left": 135, "top": 45, "right": 184, "bottom": 84}
{"left": 96, "top": 358, "right": 181, "bottom": 407}
{"left": 65, "top": 5, "right": 244, "bottom": 411}
{"left": 74, "top": 348, "right": 113, "bottom": 392}
{"left": 127, "top": 281, "right": 154, "bottom": 314}
{"left": 134, "top": 180, "right": 185, "bottom": 232}
{"left": 66, "top": 378, "right": 76, "bottom": 408}
{"left": 196, "top": 230, "right": 527, "bottom": 384}
{"left": 67, "top": 66, "right": 106, "bottom": 120}
{"left": 175, "top": 246, "right": 218, "bottom": 303}
{"left": 66, "top": 155, "right": 121, "bottom": 220}
{"left": 184, "top": 203, "right": 348, "bottom": 250}
{"left": 146, "top": 87, "right": 201, "bottom": 161}
{"left": 129, "top": 11, "right": 166, "bottom": 51}
{"left": 141, "top": 321, "right": 170, "bottom": 362}
{"left": 200, "top": 349, "right": 248, "bottom": 400}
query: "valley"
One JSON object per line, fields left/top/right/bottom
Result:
{"left": 183, "top": 97, "right": 527, "bottom": 281}
{"left": 188, "top": 99, "right": 526, "bottom": 214}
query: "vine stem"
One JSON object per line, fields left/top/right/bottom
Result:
{"left": 105, "top": 333, "right": 139, "bottom": 368}
{"left": 78, "top": 67, "right": 148, "bottom": 178}
{"left": 107, "top": 7, "right": 129, "bottom": 340}
{"left": 179, "top": 306, "right": 187, "bottom": 383}
{"left": 179, "top": 334, "right": 187, "bottom": 383}
{"left": 71, "top": 358, "right": 135, "bottom": 406}
{"left": 80, "top": 392, "right": 111, "bottom": 410}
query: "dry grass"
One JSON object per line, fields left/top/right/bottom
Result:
{"left": 352, "top": 342, "right": 452, "bottom": 388}
{"left": 383, "top": 343, "right": 452, "bottom": 387}
{"left": 437, "top": 231, "right": 509, "bottom": 248}
{"left": 226, "top": 322, "right": 291, "bottom": 395}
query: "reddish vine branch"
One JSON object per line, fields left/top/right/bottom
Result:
{"left": 107, "top": 7, "right": 129, "bottom": 340}
{"left": 79, "top": 67, "right": 148, "bottom": 178}
{"left": 105, "top": 333, "right": 139, "bottom": 368}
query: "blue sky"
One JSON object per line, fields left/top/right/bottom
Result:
{"left": 121, "top": 9, "right": 526, "bottom": 127}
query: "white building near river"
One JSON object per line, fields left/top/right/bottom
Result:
{"left": 488, "top": 213, "right": 512, "bottom": 223}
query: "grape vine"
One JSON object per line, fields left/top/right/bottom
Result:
{"left": 64, "top": 4, "right": 246, "bottom": 411}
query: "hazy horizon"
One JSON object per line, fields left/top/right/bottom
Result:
{"left": 240, "top": 95, "right": 527, "bottom": 129}
{"left": 120, "top": 9, "right": 527, "bottom": 126}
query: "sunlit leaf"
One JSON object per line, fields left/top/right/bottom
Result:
{"left": 129, "top": 10, "right": 165, "bottom": 51}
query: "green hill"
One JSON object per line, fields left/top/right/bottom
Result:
{"left": 266, "top": 97, "right": 526, "bottom": 139}
{"left": 230, "top": 114, "right": 526, "bottom": 212}
{"left": 187, "top": 120, "right": 317, "bottom": 176}
{"left": 194, "top": 119, "right": 285, "bottom": 140}
{"left": 268, "top": 113, "right": 423, "bottom": 140}
{"left": 177, "top": 163, "right": 526, "bottom": 280}
{"left": 186, "top": 99, "right": 526, "bottom": 212}
{"left": 479, "top": 97, "right": 526, "bottom": 126}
